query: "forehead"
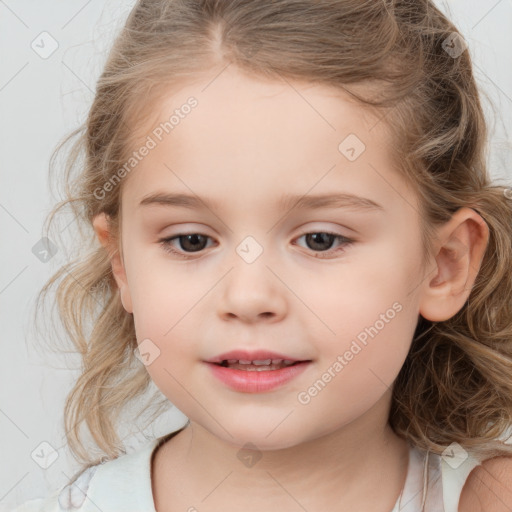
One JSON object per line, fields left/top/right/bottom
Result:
{"left": 121, "top": 67, "right": 416, "bottom": 217}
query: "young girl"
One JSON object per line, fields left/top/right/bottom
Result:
{"left": 12, "top": 0, "right": 512, "bottom": 511}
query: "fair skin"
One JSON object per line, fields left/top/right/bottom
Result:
{"left": 460, "top": 457, "right": 512, "bottom": 512}
{"left": 93, "top": 66, "right": 491, "bottom": 511}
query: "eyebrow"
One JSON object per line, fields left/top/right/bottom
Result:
{"left": 138, "top": 191, "right": 384, "bottom": 213}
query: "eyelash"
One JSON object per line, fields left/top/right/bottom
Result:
{"left": 158, "top": 231, "right": 355, "bottom": 260}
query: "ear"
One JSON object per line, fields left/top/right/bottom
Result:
{"left": 419, "top": 207, "right": 489, "bottom": 322}
{"left": 92, "top": 212, "right": 133, "bottom": 314}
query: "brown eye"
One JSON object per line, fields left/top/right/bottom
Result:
{"left": 174, "top": 234, "right": 209, "bottom": 252}
{"left": 158, "top": 230, "right": 355, "bottom": 260}
{"left": 294, "top": 232, "right": 355, "bottom": 258}
{"left": 159, "top": 233, "right": 214, "bottom": 258}
{"left": 304, "top": 232, "right": 337, "bottom": 251}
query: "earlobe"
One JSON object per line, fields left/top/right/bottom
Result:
{"left": 419, "top": 207, "right": 489, "bottom": 322}
{"left": 92, "top": 212, "right": 133, "bottom": 314}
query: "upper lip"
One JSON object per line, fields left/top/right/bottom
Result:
{"left": 205, "top": 349, "right": 309, "bottom": 364}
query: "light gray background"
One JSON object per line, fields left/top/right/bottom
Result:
{"left": 1, "top": 0, "right": 511, "bottom": 509}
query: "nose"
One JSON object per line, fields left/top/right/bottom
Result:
{"left": 217, "top": 258, "right": 287, "bottom": 324}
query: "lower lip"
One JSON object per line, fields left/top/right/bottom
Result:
{"left": 204, "top": 361, "right": 310, "bottom": 393}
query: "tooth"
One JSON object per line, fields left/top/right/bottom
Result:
{"left": 239, "top": 359, "right": 252, "bottom": 364}
{"left": 252, "top": 359, "right": 272, "bottom": 365}
{"left": 271, "top": 359, "right": 283, "bottom": 364}
{"left": 283, "top": 359, "right": 295, "bottom": 365}
{"left": 227, "top": 359, "right": 238, "bottom": 364}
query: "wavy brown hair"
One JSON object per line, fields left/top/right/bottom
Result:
{"left": 34, "top": 0, "right": 512, "bottom": 483}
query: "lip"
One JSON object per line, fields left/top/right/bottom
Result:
{"left": 205, "top": 349, "right": 304, "bottom": 364}
{"left": 204, "top": 359, "right": 311, "bottom": 393}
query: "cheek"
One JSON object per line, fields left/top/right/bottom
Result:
{"left": 125, "top": 249, "right": 205, "bottom": 335}
{"left": 131, "top": 302, "right": 201, "bottom": 410}
{"left": 297, "top": 303, "right": 416, "bottom": 433}
{"left": 308, "top": 247, "right": 419, "bottom": 405}
{"left": 310, "top": 249, "right": 415, "bottom": 344}
{"left": 321, "top": 299, "right": 413, "bottom": 380}
{"left": 124, "top": 257, "right": 205, "bottom": 394}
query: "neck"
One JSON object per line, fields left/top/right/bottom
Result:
{"left": 152, "top": 391, "right": 409, "bottom": 512}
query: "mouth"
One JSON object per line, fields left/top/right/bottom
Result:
{"left": 205, "top": 349, "right": 310, "bottom": 367}
{"left": 203, "top": 351, "right": 312, "bottom": 393}
{"left": 212, "top": 359, "right": 307, "bottom": 371}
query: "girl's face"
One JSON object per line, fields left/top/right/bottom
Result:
{"left": 99, "top": 67, "right": 431, "bottom": 449}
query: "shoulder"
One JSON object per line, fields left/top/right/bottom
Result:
{"left": 459, "top": 455, "right": 512, "bottom": 512}
{"left": 11, "top": 465, "right": 100, "bottom": 512}
{"left": 11, "top": 434, "right": 168, "bottom": 512}
{"left": 10, "top": 493, "right": 60, "bottom": 512}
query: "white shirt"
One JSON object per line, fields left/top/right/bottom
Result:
{"left": 10, "top": 430, "right": 483, "bottom": 512}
